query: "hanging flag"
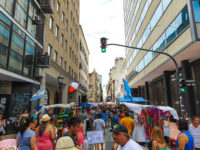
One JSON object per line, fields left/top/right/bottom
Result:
{"left": 68, "top": 80, "right": 79, "bottom": 93}
{"left": 30, "top": 88, "right": 45, "bottom": 101}
{"left": 122, "top": 78, "right": 132, "bottom": 100}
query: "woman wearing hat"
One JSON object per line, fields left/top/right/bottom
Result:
{"left": 35, "top": 114, "right": 57, "bottom": 150}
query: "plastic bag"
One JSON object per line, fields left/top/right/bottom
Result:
{"left": 83, "top": 139, "right": 88, "bottom": 150}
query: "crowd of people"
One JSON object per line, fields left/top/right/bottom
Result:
{"left": 0, "top": 104, "right": 199, "bottom": 150}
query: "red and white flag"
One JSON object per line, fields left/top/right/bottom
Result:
{"left": 68, "top": 81, "right": 79, "bottom": 93}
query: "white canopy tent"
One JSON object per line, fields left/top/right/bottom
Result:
{"left": 120, "top": 102, "right": 179, "bottom": 120}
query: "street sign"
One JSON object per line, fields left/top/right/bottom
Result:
{"left": 186, "top": 80, "right": 196, "bottom": 86}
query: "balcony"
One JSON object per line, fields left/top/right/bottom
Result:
{"left": 39, "top": 0, "right": 53, "bottom": 14}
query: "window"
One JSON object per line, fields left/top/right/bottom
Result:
{"left": 66, "top": 0, "right": 69, "bottom": 9}
{"left": 14, "top": 3, "right": 27, "bottom": 28}
{"left": 49, "top": 17, "right": 53, "bottom": 29}
{"left": 54, "top": 51, "right": 57, "bottom": 62}
{"left": 70, "top": 28, "right": 72, "bottom": 37}
{"left": 55, "top": 25, "right": 59, "bottom": 37}
{"left": 166, "top": 21, "right": 176, "bottom": 44}
{"left": 62, "top": 12, "right": 65, "bottom": 22}
{"left": 48, "top": 44, "right": 52, "bottom": 56}
{"left": 70, "top": 47, "right": 72, "bottom": 57}
{"left": 193, "top": 1, "right": 200, "bottom": 22}
{"left": 65, "top": 40, "right": 68, "bottom": 50}
{"left": 61, "top": 34, "right": 64, "bottom": 45}
{"left": 69, "top": 66, "right": 71, "bottom": 74}
{"left": 64, "top": 61, "right": 66, "bottom": 70}
{"left": 56, "top": 2, "right": 60, "bottom": 12}
{"left": 65, "top": 19, "right": 68, "bottom": 29}
{"left": 60, "top": 57, "right": 63, "bottom": 67}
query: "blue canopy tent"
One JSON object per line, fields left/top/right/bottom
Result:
{"left": 117, "top": 97, "right": 149, "bottom": 103}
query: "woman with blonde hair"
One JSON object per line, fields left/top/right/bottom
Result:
{"left": 151, "top": 126, "right": 168, "bottom": 150}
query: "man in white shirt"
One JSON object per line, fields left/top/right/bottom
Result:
{"left": 112, "top": 125, "right": 143, "bottom": 150}
{"left": 93, "top": 113, "right": 105, "bottom": 150}
{"left": 189, "top": 116, "right": 200, "bottom": 150}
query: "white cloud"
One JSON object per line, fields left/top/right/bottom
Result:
{"left": 80, "top": 0, "right": 125, "bottom": 94}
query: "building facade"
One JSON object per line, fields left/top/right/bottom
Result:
{"left": 42, "top": 0, "right": 80, "bottom": 105}
{"left": 78, "top": 25, "right": 89, "bottom": 103}
{"left": 106, "top": 57, "right": 126, "bottom": 102}
{"left": 124, "top": 0, "right": 200, "bottom": 117}
{"left": 88, "top": 69, "right": 101, "bottom": 103}
{"left": 0, "top": 0, "right": 50, "bottom": 133}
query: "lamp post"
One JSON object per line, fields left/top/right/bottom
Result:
{"left": 57, "top": 76, "right": 64, "bottom": 104}
{"left": 104, "top": 42, "right": 185, "bottom": 119}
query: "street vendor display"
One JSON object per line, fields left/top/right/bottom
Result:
{"left": 120, "top": 102, "right": 179, "bottom": 143}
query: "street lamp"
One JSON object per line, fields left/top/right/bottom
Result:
{"left": 57, "top": 76, "right": 64, "bottom": 104}
{"left": 101, "top": 39, "right": 185, "bottom": 119}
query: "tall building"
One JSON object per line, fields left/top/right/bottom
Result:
{"left": 124, "top": 0, "right": 200, "bottom": 117}
{"left": 78, "top": 25, "right": 90, "bottom": 103}
{"left": 0, "top": 0, "right": 50, "bottom": 133}
{"left": 42, "top": 0, "right": 80, "bottom": 105}
{"left": 88, "top": 69, "right": 101, "bottom": 103}
{"left": 106, "top": 57, "right": 126, "bottom": 102}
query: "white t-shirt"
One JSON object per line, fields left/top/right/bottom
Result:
{"left": 117, "top": 139, "right": 143, "bottom": 150}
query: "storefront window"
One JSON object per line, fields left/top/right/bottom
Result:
{"left": 192, "top": 1, "right": 200, "bottom": 22}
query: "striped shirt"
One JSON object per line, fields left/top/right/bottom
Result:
{"left": 189, "top": 124, "right": 200, "bottom": 148}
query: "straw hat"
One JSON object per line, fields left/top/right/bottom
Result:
{"left": 56, "top": 137, "right": 78, "bottom": 150}
{"left": 41, "top": 114, "right": 51, "bottom": 122}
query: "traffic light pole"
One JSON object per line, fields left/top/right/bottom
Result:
{"left": 106, "top": 43, "right": 185, "bottom": 119}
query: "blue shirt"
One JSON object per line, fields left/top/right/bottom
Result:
{"left": 112, "top": 116, "right": 119, "bottom": 126}
{"left": 17, "top": 130, "right": 35, "bottom": 150}
{"left": 101, "top": 113, "right": 108, "bottom": 121}
{"left": 176, "top": 131, "right": 194, "bottom": 150}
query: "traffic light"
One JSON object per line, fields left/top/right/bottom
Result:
{"left": 180, "top": 79, "right": 186, "bottom": 92}
{"left": 100, "top": 37, "right": 107, "bottom": 53}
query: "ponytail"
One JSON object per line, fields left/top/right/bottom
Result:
{"left": 38, "top": 121, "right": 47, "bottom": 137}
{"left": 19, "top": 117, "right": 31, "bottom": 136}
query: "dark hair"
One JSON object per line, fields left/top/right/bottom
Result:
{"left": 125, "top": 112, "right": 129, "bottom": 117}
{"left": 19, "top": 117, "right": 32, "bottom": 136}
{"left": 177, "top": 119, "right": 188, "bottom": 131}
{"left": 96, "top": 113, "right": 102, "bottom": 119}
{"left": 36, "top": 113, "right": 42, "bottom": 127}
{"left": 192, "top": 116, "right": 199, "bottom": 121}
{"left": 68, "top": 118, "right": 79, "bottom": 128}
{"left": 38, "top": 120, "right": 48, "bottom": 137}
{"left": 22, "top": 108, "right": 28, "bottom": 114}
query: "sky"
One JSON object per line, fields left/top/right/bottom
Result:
{"left": 80, "top": 0, "right": 125, "bottom": 90}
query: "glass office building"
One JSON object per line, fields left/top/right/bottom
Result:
{"left": 123, "top": 0, "right": 200, "bottom": 117}
{"left": 0, "top": 0, "right": 45, "bottom": 133}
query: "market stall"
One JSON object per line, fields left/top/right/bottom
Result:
{"left": 120, "top": 102, "right": 179, "bottom": 144}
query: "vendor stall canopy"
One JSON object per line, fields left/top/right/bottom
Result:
{"left": 120, "top": 102, "right": 179, "bottom": 120}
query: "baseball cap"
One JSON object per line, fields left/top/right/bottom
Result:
{"left": 110, "top": 125, "right": 128, "bottom": 134}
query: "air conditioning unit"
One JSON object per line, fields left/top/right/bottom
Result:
{"left": 40, "top": 0, "right": 54, "bottom": 14}
{"left": 37, "top": 53, "right": 50, "bottom": 68}
{"left": 32, "top": 16, "right": 43, "bottom": 25}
